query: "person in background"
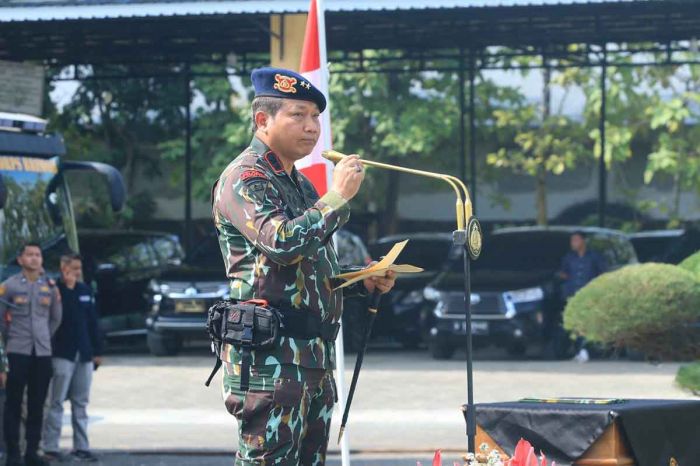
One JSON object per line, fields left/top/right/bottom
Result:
{"left": 559, "top": 232, "right": 608, "bottom": 362}
{"left": 43, "top": 254, "right": 102, "bottom": 463}
{"left": 0, "top": 243, "right": 62, "bottom": 466}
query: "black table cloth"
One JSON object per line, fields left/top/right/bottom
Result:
{"left": 464, "top": 399, "right": 700, "bottom": 466}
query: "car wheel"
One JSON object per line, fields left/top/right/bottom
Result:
{"left": 147, "top": 331, "right": 180, "bottom": 356}
{"left": 506, "top": 341, "right": 527, "bottom": 357}
{"left": 430, "top": 341, "right": 455, "bottom": 360}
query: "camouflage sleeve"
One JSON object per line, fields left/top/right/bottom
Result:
{"left": 219, "top": 171, "right": 351, "bottom": 266}
{"left": 339, "top": 266, "right": 369, "bottom": 298}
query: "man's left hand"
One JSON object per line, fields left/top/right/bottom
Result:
{"left": 363, "top": 268, "right": 396, "bottom": 295}
{"left": 93, "top": 357, "right": 103, "bottom": 368}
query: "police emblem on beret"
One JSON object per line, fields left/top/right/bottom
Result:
{"left": 274, "top": 74, "right": 298, "bottom": 94}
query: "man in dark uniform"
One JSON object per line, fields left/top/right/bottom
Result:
{"left": 43, "top": 253, "right": 102, "bottom": 463}
{"left": 559, "top": 231, "right": 608, "bottom": 362}
{"left": 0, "top": 243, "right": 62, "bottom": 466}
{"left": 212, "top": 67, "right": 395, "bottom": 465}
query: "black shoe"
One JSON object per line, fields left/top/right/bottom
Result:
{"left": 5, "top": 453, "right": 24, "bottom": 466}
{"left": 41, "top": 452, "right": 64, "bottom": 463}
{"left": 23, "top": 451, "right": 48, "bottom": 466}
{"left": 70, "top": 451, "right": 97, "bottom": 463}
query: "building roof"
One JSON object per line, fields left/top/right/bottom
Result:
{"left": 0, "top": 1, "right": 697, "bottom": 66}
{"left": 0, "top": 1, "right": 643, "bottom": 22}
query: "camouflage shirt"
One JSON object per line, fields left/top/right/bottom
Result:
{"left": 212, "top": 137, "right": 351, "bottom": 370}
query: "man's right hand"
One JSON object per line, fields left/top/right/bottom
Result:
{"left": 331, "top": 154, "right": 365, "bottom": 201}
{"left": 0, "top": 372, "right": 7, "bottom": 389}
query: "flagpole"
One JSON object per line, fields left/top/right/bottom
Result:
{"left": 314, "top": 1, "right": 352, "bottom": 464}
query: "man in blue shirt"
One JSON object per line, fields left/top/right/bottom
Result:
{"left": 559, "top": 232, "right": 608, "bottom": 361}
{"left": 42, "top": 254, "right": 102, "bottom": 463}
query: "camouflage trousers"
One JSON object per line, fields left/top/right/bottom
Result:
{"left": 222, "top": 363, "right": 337, "bottom": 466}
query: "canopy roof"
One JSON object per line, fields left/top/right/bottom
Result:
{"left": 1, "top": 1, "right": 698, "bottom": 66}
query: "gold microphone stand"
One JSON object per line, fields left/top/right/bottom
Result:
{"left": 323, "top": 150, "right": 482, "bottom": 454}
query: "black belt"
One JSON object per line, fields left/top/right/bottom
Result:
{"left": 277, "top": 307, "right": 341, "bottom": 342}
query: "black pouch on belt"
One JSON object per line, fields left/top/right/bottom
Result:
{"left": 205, "top": 299, "right": 281, "bottom": 391}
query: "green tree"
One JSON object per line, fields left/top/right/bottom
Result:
{"left": 642, "top": 62, "right": 700, "bottom": 224}
{"left": 486, "top": 65, "right": 588, "bottom": 225}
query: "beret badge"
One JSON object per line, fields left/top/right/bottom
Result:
{"left": 274, "top": 74, "right": 298, "bottom": 94}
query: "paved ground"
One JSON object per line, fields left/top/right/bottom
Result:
{"left": 31, "top": 452, "right": 466, "bottom": 465}
{"left": 45, "top": 343, "right": 690, "bottom": 462}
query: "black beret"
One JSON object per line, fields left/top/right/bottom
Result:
{"left": 251, "top": 67, "right": 327, "bottom": 113}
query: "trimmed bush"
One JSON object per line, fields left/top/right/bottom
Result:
{"left": 679, "top": 250, "right": 700, "bottom": 280}
{"left": 676, "top": 362, "right": 700, "bottom": 396}
{"left": 564, "top": 264, "right": 700, "bottom": 360}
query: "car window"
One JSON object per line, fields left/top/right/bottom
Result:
{"left": 126, "top": 241, "right": 158, "bottom": 269}
{"left": 588, "top": 234, "right": 636, "bottom": 268}
{"left": 587, "top": 234, "right": 618, "bottom": 267}
{"left": 448, "top": 232, "right": 570, "bottom": 273}
{"left": 630, "top": 236, "right": 675, "bottom": 262}
{"left": 152, "top": 236, "right": 184, "bottom": 265}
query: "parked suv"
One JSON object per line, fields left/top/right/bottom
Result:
{"left": 146, "top": 235, "right": 229, "bottom": 356}
{"left": 146, "top": 229, "right": 375, "bottom": 356}
{"left": 628, "top": 228, "right": 700, "bottom": 264}
{"left": 79, "top": 229, "right": 184, "bottom": 341}
{"left": 366, "top": 233, "right": 455, "bottom": 349}
{"left": 425, "top": 226, "right": 638, "bottom": 359}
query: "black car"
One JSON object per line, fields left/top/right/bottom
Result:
{"left": 79, "top": 230, "right": 184, "bottom": 341}
{"left": 425, "top": 226, "right": 638, "bottom": 359}
{"left": 628, "top": 228, "right": 700, "bottom": 264}
{"left": 363, "top": 233, "right": 455, "bottom": 349}
{"left": 146, "top": 229, "right": 375, "bottom": 356}
{"left": 146, "top": 235, "right": 229, "bottom": 356}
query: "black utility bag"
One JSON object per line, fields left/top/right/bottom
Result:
{"left": 205, "top": 298, "right": 281, "bottom": 391}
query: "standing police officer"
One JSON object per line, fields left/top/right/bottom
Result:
{"left": 212, "top": 67, "right": 395, "bottom": 465}
{"left": 0, "top": 243, "right": 62, "bottom": 466}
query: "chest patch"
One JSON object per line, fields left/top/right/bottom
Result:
{"left": 241, "top": 169, "right": 268, "bottom": 184}
{"left": 79, "top": 295, "right": 91, "bottom": 303}
{"left": 39, "top": 296, "right": 51, "bottom": 306}
{"left": 13, "top": 295, "right": 28, "bottom": 305}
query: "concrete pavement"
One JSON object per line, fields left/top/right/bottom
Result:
{"left": 53, "top": 345, "right": 691, "bottom": 457}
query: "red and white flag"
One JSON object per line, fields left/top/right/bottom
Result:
{"left": 296, "top": 0, "right": 334, "bottom": 196}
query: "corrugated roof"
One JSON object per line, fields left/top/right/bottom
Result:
{"left": 0, "top": 0, "right": 641, "bottom": 23}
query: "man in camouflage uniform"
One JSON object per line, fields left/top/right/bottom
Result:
{"left": 212, "top": 67, "right": 395, "bottom": 465}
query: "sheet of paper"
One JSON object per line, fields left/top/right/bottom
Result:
{"left": 333, "top": 240, "right": 424, "bottom": 289}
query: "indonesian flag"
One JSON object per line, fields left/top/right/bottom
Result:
{"left": 296, "top": 0, "right": 334, "bottom": 196}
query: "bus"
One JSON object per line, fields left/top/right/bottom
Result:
{"left": 0, "top": 112, "right": 125, "bottom": 280}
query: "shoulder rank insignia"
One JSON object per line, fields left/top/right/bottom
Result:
{"left": 240, "top": 169, "right": 268, "bottom": 184}
{"left": 273, "top": 74, "right": 298, "bottom": 94}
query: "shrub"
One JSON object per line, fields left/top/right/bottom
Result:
{"left": 564, "top": 264, "right": 700, "bottom": 360}
{"left": 676, "top": 361, "right": 700, "bottom": 396}
{"left": 679, "top": 250, "right": 700, "bottom": 280}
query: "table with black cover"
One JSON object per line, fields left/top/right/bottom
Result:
{"left": 463, "top": 399, "right": 700, "bottom": 466}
